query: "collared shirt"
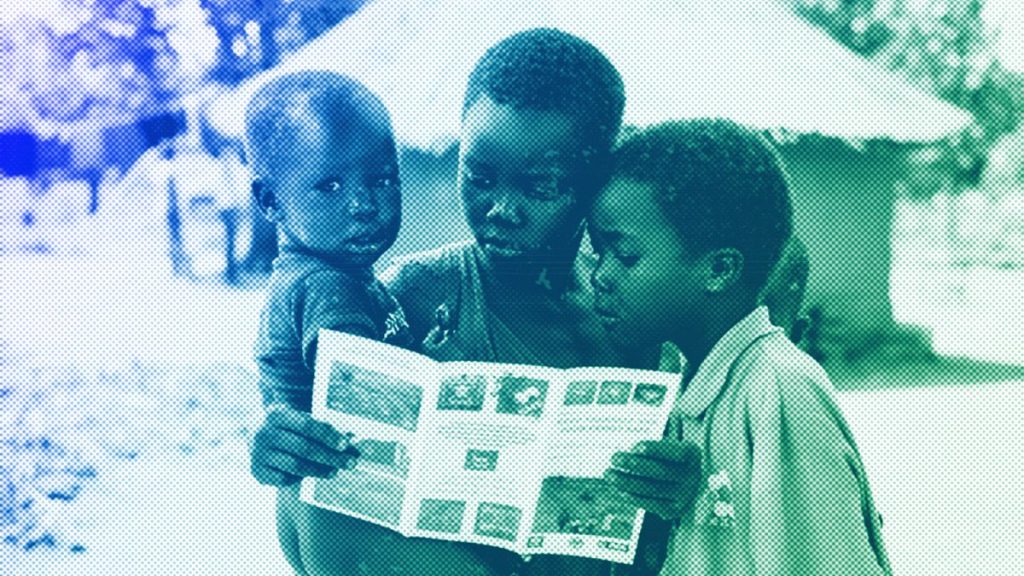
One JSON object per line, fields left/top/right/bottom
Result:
{"left": 662, "top": 307, "right": 892, "bottom": 576}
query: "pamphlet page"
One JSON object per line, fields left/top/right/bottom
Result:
{"left": 522, "top": 367, "right": 679, "bottom": 564}
{"left": 404, "top": 361, "right": 564, "bottom": 550}
{"left": 302, "top": 330, "right": 681, "bottom": 564}
{"left": 300, "top": 329, "right": 438, "bottom": 531}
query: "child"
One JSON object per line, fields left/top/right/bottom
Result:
{"left": 592, "top": 120, "right": 892, "bottom": 575}
{"left": 380, "top": 28, "right": 670, "bottom": 576}
{"left": 249, "top": 70, "right": 411, "bottom": 412}
{"left": 245, "top": 71, "right": 415, "bottom": 573}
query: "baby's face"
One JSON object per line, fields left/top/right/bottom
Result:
{"left": 458, "top": 95, "right": 589, "bottom": 269}
{"left": 270, "top": 114, "right": 400, "bottom": 267}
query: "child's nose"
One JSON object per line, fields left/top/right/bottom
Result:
{"left": 348, "top": 187, "right": 379, "bottom": 219}
{"left": 484, "top": 191, "right": 523, "bottom": 226}
{"left": 591, "top": 256, "right": 615, "bottom": 293}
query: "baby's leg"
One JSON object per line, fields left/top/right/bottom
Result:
{"left": 276, "top": 485, "right": 308, "bottom": 575}
{"left": 292, "top": 497, "right": 376, "bottom": 575}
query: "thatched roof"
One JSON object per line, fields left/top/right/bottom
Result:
{"left": 210, "top": 0, "right": 972, "bottom": 150}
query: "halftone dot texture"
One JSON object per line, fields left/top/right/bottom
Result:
{"left": 3, "top": 1, "right": 1022, "bottom": 576}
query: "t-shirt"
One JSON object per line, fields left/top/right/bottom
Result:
{"left": 254, "top": 248, "right": 413, "bottom": 412}
{"left": 661, "top": 307, "right": 892, "bottom": 576}
{"left": 381, "top": 240, "right": 626, "bottom": 368}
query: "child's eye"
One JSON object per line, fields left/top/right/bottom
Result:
{"left": 314, "top": 179, "right": 344, "bottom": 194}
{"left": 462, "top": 168, "right": 495, "bottom": 189}
{"left": 617, "top": 254, "right": 640, "bottom": 268}
{"left": 367, "top": 174, "right": 399, "bottom": 189}
{"left": 523, "top": 177, "right": 570, "bottom": 202}
{"left": 612, "top": 247, "right": 639, "bottom": 268}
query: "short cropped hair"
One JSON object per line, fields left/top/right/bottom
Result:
{"left": 245, "top": 70, "right": 392, "bottom": 180}
{"left": 463, "top": 28, "right": 625, "bottom": 157}
{"left": 613, "top": 119, "right": 794, "bottom": 292}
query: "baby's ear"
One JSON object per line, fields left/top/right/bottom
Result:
{"left": 252, "top": 180, "right": 282, "bottom": 222}
{"left": 704, "top": 248, "right": 744, "bottom": 294}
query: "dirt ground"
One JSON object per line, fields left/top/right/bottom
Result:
{"left": 3, "top": 253, "right": 1022, "bottom": 576}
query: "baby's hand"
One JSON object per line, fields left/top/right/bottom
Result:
{"left": 422, "top": 303, "right": 467, "bottom": 361}
{"left": 249, "top": 404, "right": 359, "bottom": 486}
{"left": 605, "top": 440, "right": 703, "bottom": 521}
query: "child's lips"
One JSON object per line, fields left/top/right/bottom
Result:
{"left": 345, "top": 229, "right": 389, "bottom": 253}
{"left": 593, "top": 306, "right": 621, "bottom": 327}
{"left": 480, "top": 237, "right": 527, "bottom": 258}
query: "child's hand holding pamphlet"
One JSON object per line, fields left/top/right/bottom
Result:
{"left": 302, "top": 328, "right": 680, "bottom": 565}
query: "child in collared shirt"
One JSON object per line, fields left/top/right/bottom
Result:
{"left": 593, "top": 120, "right": 892, "bottom": 575}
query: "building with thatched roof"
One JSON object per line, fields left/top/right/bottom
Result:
{"left": 209, "top": 0, "right": 972, "bottom": 354}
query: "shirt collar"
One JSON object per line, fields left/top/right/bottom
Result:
{"left": 677, "top": 306, "right": 782, "bottom": 419}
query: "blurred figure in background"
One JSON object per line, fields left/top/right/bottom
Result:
{"left": 760, "top": 235, "right": 810, "bottom": 343}
{"left": 161, "top": 141, "right": 190, "bottom": 277}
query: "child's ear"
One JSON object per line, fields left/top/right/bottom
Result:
{"left": 703, "top": 248, "right": 744, "bottom": 294}
{"left": 252, "top": 180, "right": 283, "bottom": 223}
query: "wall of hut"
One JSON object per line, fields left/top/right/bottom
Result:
{"left": 385, "top": 137, "right": 908, "bottom": 343}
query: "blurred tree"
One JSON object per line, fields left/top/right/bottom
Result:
{"left": 0, "top": 0, "right": 218, "bottom": 126}
{"left": 786, "top": 0, "right": 1024, "bottom": 187}
{"left": 200, "top": 0, "right": 365, "bottom": 84}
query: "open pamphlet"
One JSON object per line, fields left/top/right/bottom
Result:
{"left": 301, "top": 329, "right": 680, "bottom": 564}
